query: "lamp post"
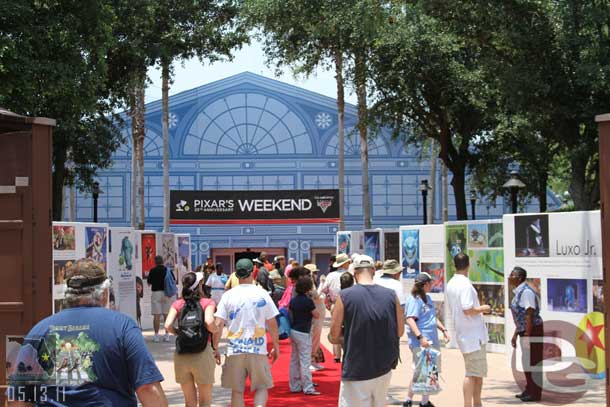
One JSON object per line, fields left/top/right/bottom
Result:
{"left": 470, "top": 189, "right": 477, "bottom": 220}
{"left": 502, "top": 170, "right": 526, "bottom": 214}
{"left": 420, "top": 179, "right": 429, "bottom": 225}
{"left": 92, "top": 181, "right": 100, "bottom": 223}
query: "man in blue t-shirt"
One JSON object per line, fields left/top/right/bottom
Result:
{"left": 8, "top": 259, "right": 167, "bottom": 406}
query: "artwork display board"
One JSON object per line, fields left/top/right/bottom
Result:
{"left": 336, "top": 231, "right": 364, "bottom": 256}
{"left": 134, "top": 230, "right": 158, "bottom": 330}
{"left": 175, "top": 234, "right": 193, "bottom": 294}
{"left": 399, "top": 225, "right": 445, "bottom": 303}
{"left": 363, "top": 229, "right": 383, "bottom": 261}
{"left": 52, "top": 222, "right": 109, "bottom": 313}
{"left": 383, "top": 229, "right": 400, "bottom": 262}
{"left": 503, "top": 211, "right": 604, "bottom": 377}
{"left": 444, "top": 220, "right": 505, "bottom": 352}
{"left": 108, "top": 227, "right": 137, "bottom": 321}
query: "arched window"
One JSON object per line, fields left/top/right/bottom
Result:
{"left": 182, "top": 93, "right": 313, "bottom": 156}
{"left": 115, "top": 128, "right": 163, "bottom": 158}
{"left": 324, "top": 127, "right": 390, "bottom": 156}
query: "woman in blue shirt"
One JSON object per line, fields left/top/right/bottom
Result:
{"left": 403, "top": 272, "right": 449, "bottom": 407}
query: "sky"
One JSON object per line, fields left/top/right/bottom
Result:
{"left": 145, "top": 39, "right": 358, "bottom": 105}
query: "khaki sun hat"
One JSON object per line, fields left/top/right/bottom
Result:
{"left": 332, "top": 253, "right": 351, "bottom": 268}
{"left": 382, "top": 259, "right": 403, "bottom": 275}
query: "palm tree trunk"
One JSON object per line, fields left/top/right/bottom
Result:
{"left": 136, "top": 78, "right": 146, "bottom": 230}
{"left": 355, "top": 50, "right": 371, "bottom": 229}
{"left": 335, "top": 49, "right": 346, "bottom": 231}
{"left": 427, "top": 142, "right": 437, "bottom": 224}
{"left": 130, "top": 88, "right": 137, "bottom": 228}
{"left": 162, "top": 59, "right": 171, "bottom": 232}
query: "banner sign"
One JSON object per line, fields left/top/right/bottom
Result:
{"left": 170, "top": 189, "right": 340, "bottom": 225}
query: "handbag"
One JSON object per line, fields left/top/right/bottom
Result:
{"left": 277, "top": 307, "right": 291, "bottom": 340}
{"left": 412, "top": 347, "right": 441, "bottom": 394}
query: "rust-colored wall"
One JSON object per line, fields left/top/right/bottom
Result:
{"left": 0, "top": 115, "right": 53, "bottom": 403}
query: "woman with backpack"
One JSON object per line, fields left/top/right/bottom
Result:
{"left": 165, "top": 272, "right": 220, "bottom": 407}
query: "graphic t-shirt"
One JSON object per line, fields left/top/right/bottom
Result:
{"left": 8, "top": 307, "right": 163, "bottom": 406}
{"left": 215, "top": 284, "right": 279, "bottom": 356}
{"left": 405, "top": 294, "right": 440, "bottom": 348}
{"left": 206, "top": 273, "right": 228, "bottom": 304}
{"left": 289, "top": 294, "right": 316, "bottom": 333}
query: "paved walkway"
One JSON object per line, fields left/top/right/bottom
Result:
{"left": 145, "top": 318, "right": 605, "bottom": 406}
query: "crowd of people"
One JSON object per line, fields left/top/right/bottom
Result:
{"left": 8, "top": 249, "right": 544, "bottom": 407}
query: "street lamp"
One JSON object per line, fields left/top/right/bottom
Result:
{"left": 420, "top": 179, "right": 429, "bottom": 225}
{"left": 92, "top": 181, "right": 100, "bottom": 223}
{"left": 470, "top": 189, "right": 477, "bottom": 220}
{"left": 502, "top": 170, "right": 526, "bottom": 214}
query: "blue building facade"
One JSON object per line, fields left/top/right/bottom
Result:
{"left": 69, "top": 72, "right": 559, "bottom": 268}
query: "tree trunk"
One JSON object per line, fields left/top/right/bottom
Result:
{"left": 69, "top": 183, "right": 75, "bottom": 222}
{"left": 355, "top": 50, "right": 371, "bottom": 229}
{"left": 335, "top": 50, "right": 346, "bottom": 231}
{"left": 52, "top": 147, "right": 67, "bottom": 221}
{"left": 449, "top": 163, "right": 468, "bottom": 220}
{"left": 538, "top": 171, "right": 548, "bottom": 212}
{"left": 162, "top": 59, "right": 171, "bottom": 232}
{"left": 569, "top": 153, "right": 593, "bottom": 210}
{"left": 136, "top": 78, "right": 146, "bottom": 230}
{"left": 427, "top": 142, "right": 437, "bottom": 224}
{"left": 442, "top": 160, "right": 448, "bottom": 222}
{"left": 130, "top": 88, "right": 138, "bottom": 228}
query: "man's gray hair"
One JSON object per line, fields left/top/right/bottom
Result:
{"left": 64, "top": 278, "right": 111, "bottom": 308}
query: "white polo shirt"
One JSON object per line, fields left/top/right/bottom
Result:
{"left": 446, "top": 273, "right": 488, "bottom": 354}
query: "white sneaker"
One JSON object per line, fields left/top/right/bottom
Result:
{"left": 309, "top": 364, "right": 325, "bottom": 371}
{"left": 152, "top": 335, "right": 160, "bottom": 343}
{"left": 163, "top": 334, "right": 170, "bottom": 342}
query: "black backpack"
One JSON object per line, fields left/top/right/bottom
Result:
{"left": 176, "top": 298, "right": 208, "bottom": 354}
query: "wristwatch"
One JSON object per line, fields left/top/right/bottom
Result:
{"left": 416, "top": 334, "right": 423, "bottom": 340}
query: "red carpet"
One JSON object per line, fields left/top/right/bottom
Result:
{"left": 243, "top": 338, "right": 341, "bottom": 406}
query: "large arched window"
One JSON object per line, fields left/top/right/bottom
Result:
{"left": 115, "top": 128, "right": 163, "bottom": 158}
{"left": 324, "top": 127, "right": 390, "bottom": 156}
{"left": 182, "top": 93, "right": 313, "bottom": 155}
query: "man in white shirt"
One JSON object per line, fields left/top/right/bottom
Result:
{"left": 319, "top": 252, "right": 351, "bottom": 362}
{"left": 446, "top": 253, "right": 491, "bottom": 407}
{"left": 373, "top": 259, "right": 406, "bottom": 310}
{"left": 214, "top": 258, "right": 280, "bottom": 407}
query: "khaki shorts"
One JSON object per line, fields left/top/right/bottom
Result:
{"left": 151, "top": 290, "right": 171, "bottom": 315}
{"left": 221, "top": 354, "right": 273, "bottom": 391}
{"left": 463, "top": 347, "right": 487, "bottom": 377}
{"left": 174, "top": 345, "right": 216, "bottom": 385}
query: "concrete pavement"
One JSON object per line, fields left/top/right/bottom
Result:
{"left": 145, "top": 318, "right": 605, "bottom": 406}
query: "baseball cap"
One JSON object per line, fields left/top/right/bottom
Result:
{"left": 235, "top": 258, "right": 254, "bottom": 278}
{"left": 352, "top": 254, "right": 375, "bottom": 270}
{"left": 415, "top": 272, "right": 433, "bottom": 284}
{"left": 253, "top": 258, "right": 264, "bottom": 265}
{"left": 382, "top": 259, "right": 403, "bottom": 275}
{"left": 274, "top": 255, "right": 285, "bottom": 262}
{"left": 65, "top": 259, "right": 107, "bottom": 289}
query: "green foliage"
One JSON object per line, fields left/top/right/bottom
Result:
{"left": 151, "top": 0, "right": 247, "bottom": 68}
{"left": 0, "top": 0, "right": 125, "bottom": 219}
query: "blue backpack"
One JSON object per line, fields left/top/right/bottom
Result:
{"left": 164, "top": 267, "right": 177, "bottom": 297}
